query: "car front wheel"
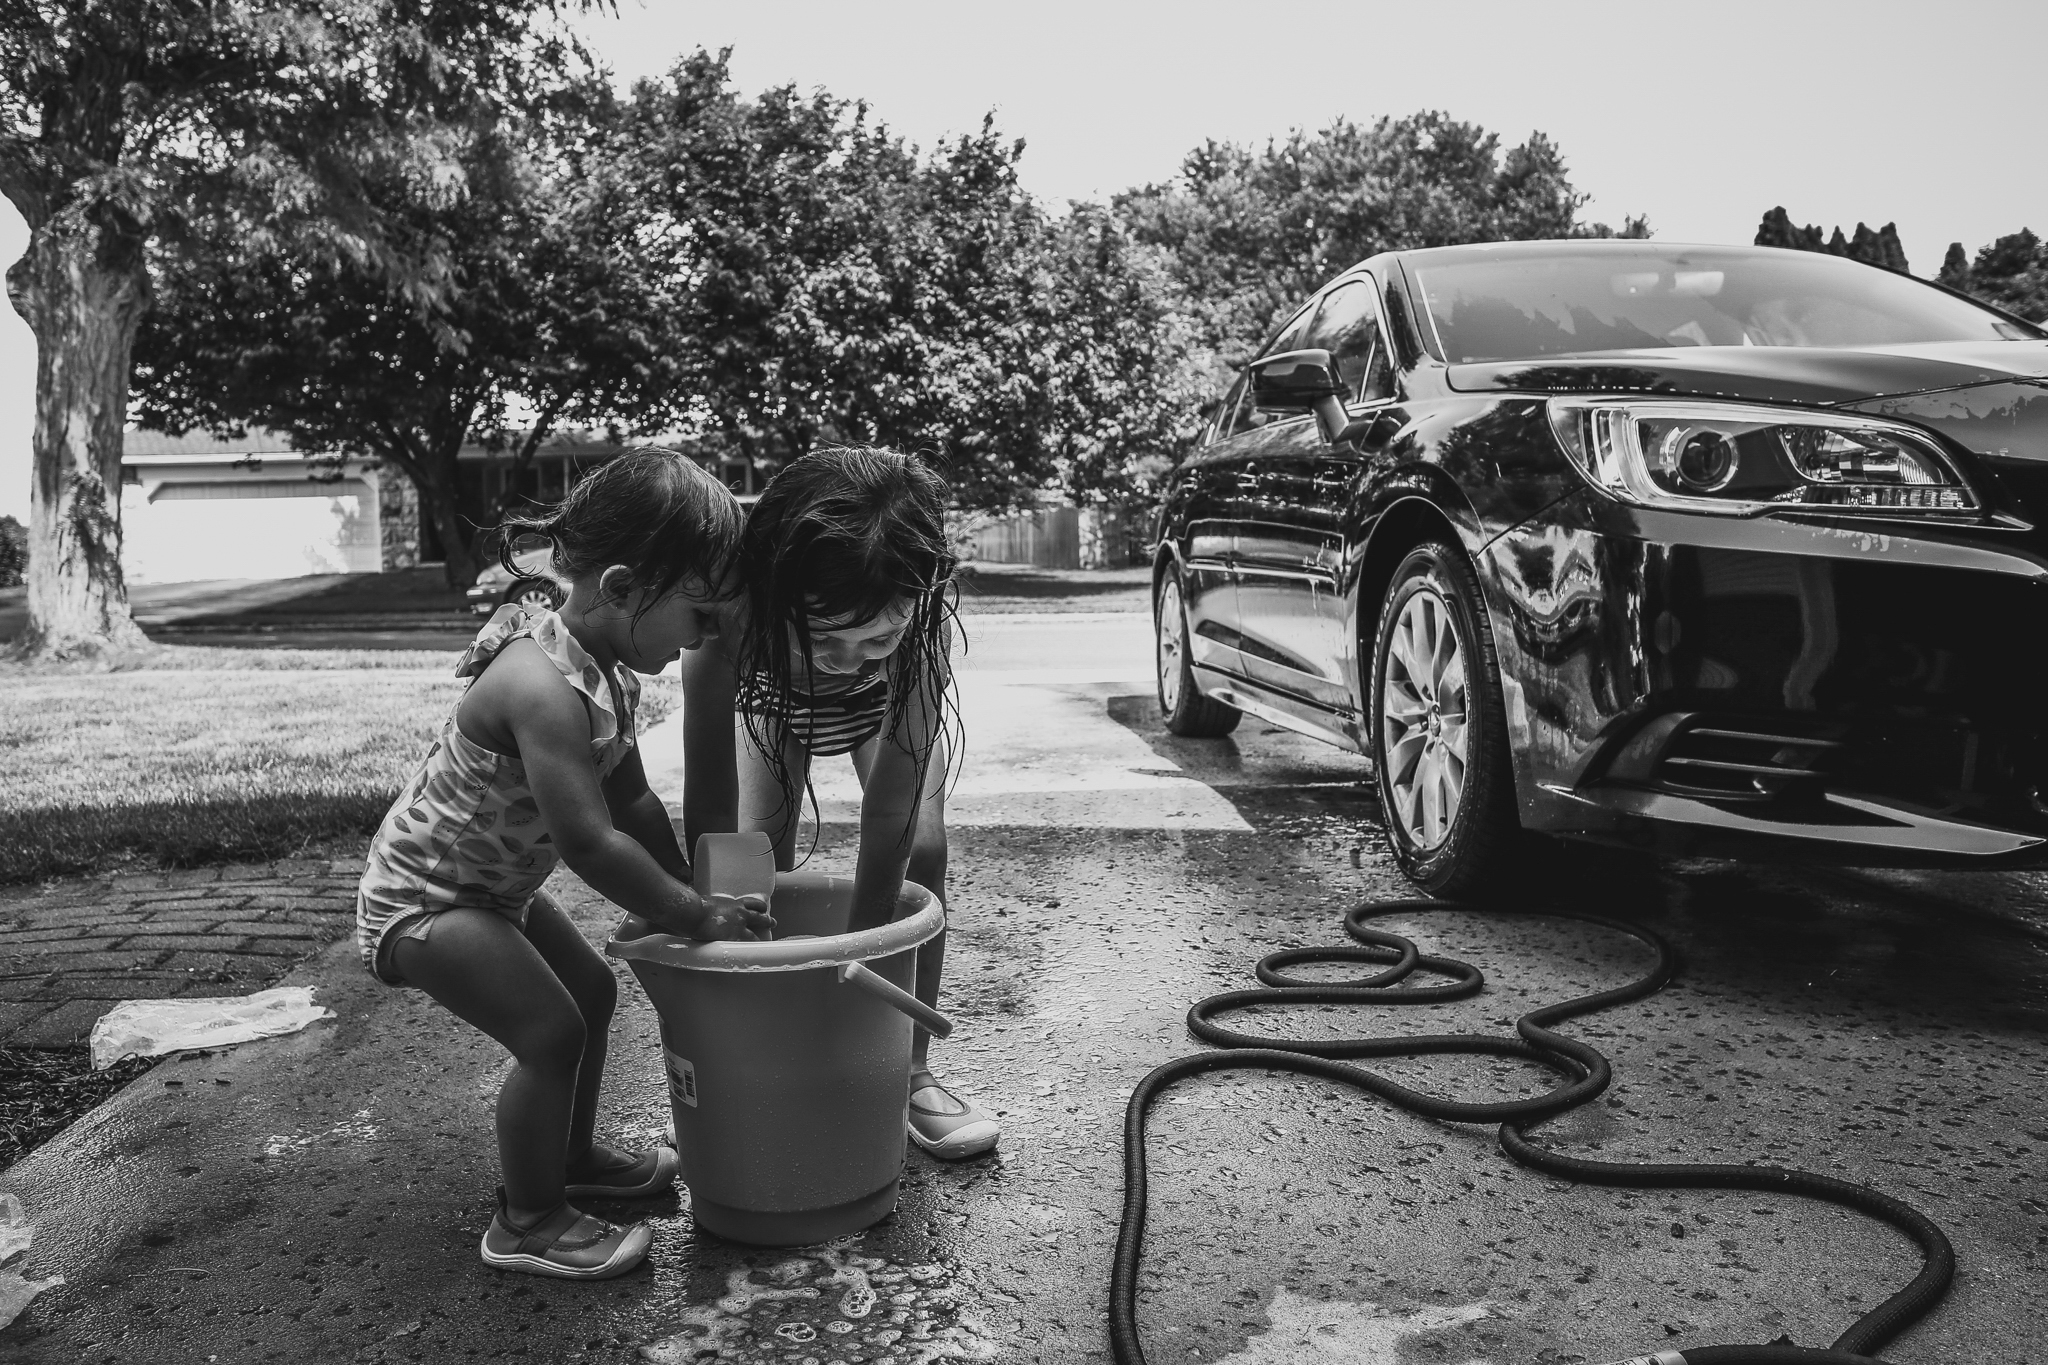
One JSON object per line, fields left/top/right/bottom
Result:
{"left": 506, "top": 579, "right": 564, "bottom": 612}
{"left": 1156, "top": 567, "right": 1240, "bottom": 738}
{"left": 1369, "top": 541, "right": 1519, "bottom": 895}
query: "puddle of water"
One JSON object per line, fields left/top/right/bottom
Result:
{"left": 1215, "top": 1288, "right": 1493, "bottom": 1365}
{"left": 258, "top": 1108, "right": 381, "bottom": 1158}
{"left": 641, "top": 1242, "right": 997, "bottom": 1365}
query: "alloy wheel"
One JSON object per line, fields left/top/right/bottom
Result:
{"left": 1380, "top": 586, "right": 1469, "bottom": 850}
{"left": 1156, "top": 578, "right": 1186, "bottom": 712}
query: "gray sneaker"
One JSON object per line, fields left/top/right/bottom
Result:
{"left": 907, "top": 1076, "right": 1000, "bottom": 1160}
{"left": 479, "top": 1189, "right": 651, "bottom": 1280}
{"left": 565, "top": 1143, "right": 680, "bottom": 1199}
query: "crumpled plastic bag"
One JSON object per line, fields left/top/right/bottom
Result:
{"left": 89, "top": 986, "right": 336, "bottom": 1070}
{"left": 0, "top": 1193, "right": 63, "bottom": 1331}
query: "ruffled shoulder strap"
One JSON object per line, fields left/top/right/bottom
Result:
{"left": 456, "top": 605, "right": 628, "bottom": 746}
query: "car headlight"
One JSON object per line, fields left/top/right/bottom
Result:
{"left": 1548, "top": 399, "right": 1975, "bottom": 515}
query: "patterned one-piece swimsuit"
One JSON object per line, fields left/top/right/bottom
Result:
{"left": 355, "top": 605, "right": 639, "bottom": 984}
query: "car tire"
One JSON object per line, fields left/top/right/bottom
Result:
{"left": 1156, "top": 566, "right": 1241, "bottom": 738}
{"left": 506, "top": 579, "right": 564, "bottom": 612}
{"left": 1369, "top": 541, "right": 1520, "bottom": 896}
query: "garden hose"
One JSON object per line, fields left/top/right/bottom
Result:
{"left": 1109, "top": 899, "right": 1956, "bottom": 1365}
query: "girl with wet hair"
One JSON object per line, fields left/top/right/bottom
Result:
{"left": 679, "top": 445, "right": 998, "bottom": 1160}
{"left": 357, "top": 448, "right": 773, "bottom": 1281}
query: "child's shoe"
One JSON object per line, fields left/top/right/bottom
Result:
{"left": 565, "top": 1142, "right": 680, "bottom": 1199}
{"left": 906, "top": 1073, "right": 1000, "bottom": 1160}
{"left": 480, "top": 1190, "right": 651, "bottom": 1280}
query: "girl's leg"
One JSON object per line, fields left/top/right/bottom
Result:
{"left": 518, "top": 890, "right": 617, "bottom": 1165}
{"left": 737, "top": 714, "right": 811, "bottom": 871}
{"left": 390, "top": 908, "right": 592, "bottom": 1223}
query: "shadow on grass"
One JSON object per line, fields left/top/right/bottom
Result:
{"left": 955, "top": 563, "right": 1149, "bottom": 601}
{"left": 1, "top": 792, "right": 392, "bottom": 883}
{"left": 173, "top": 567, "right": 471, "bottom": 624}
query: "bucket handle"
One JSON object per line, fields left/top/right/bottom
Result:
{"left": 836, "top": 963, "right": 954, "bottom": 1039}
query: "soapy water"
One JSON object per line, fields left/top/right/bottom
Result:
{"left": 259, "top": 1108, "right": 382, "bottom": 1159}
{"left": 640, "top": 1242, "right": 997, "bottom": 1365}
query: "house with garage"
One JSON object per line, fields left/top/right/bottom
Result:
{"left": 120, "top": 428, "right": 766, "bottom": 583}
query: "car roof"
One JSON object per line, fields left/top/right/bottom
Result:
{"left": 1386, "top": 239, "right": 1826, "bottom": 270}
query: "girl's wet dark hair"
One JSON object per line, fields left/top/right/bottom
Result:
{"left": 733, "top": 446, "right": 961, "bottom": 822}
{"left": 495, "top": 447, "right": 742, "bottom": 616}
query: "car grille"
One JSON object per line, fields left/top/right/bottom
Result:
{"left": 1988, "top": 461, "right": 2048, "bottom": 529}
{"left": 1651, "top": 718, "right": 1840, "bottom": 802}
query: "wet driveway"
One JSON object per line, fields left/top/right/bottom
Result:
{"left": 2, "top": 616, "right": 2044, "bottom": 1364}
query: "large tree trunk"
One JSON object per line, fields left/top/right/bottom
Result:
{"left": 5, "top": 213, "right": 151, "bottom": 658}
{"left": 417, "top": 442, "right": 484, "bottom": 589}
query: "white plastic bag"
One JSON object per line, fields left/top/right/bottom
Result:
{"left": 0, "top": 1193, "right": 63, "bottom": 1331}
{"left": 88, "top": 986, "right": 336, "bottom": 1070}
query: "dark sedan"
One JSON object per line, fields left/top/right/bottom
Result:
{"left": 1151, "top": 240, "right": 2048, "bottom": 893}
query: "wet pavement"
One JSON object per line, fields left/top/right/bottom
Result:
{"left": 3, "top": 614, "right": 2046, "bottom": 1364}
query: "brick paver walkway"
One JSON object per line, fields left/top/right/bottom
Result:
{"left": 0, "top": 855, "right": 359, "bottom": 1048}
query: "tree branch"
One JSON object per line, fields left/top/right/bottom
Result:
{"left": 0, "top": 135, "right": 53, "bottom": 224}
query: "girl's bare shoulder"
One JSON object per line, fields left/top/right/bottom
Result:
{"left": 462, "top": 636, "right": 591, "bottom": 733}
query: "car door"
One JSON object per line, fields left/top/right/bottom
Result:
{"left": 1187, "top": 306, "right": 1317, "bottom": 685}
{"left": 1174, "top": 381, "right": 1249, "bottom": 681}
{"left": 1232, "top": 279, "right": 1399, "bottom": 717}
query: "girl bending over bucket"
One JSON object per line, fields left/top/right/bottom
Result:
{"left": 356, "top": 449, "right": 773, "bottom": 1281}
{"left": 679, "top": 446, "right": 999, "bottom": 1160}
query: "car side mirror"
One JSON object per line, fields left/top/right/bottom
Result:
{"left": 1249, "top": 348, "right": 1372, "bottom": 449}
{"left": 1250, "top": 349, "right": 1342, "bottom": 408}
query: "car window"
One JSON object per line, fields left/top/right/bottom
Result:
{"left": 1264, "top": 305, "right": 1315, "bottom": 359}
{"left": 1303, "top": 280, "right": 1394, "bottom": 403}
{"left": 1208, "top": 374, "right": 1248, "bottom": 444}
{"left": 1410, "top": 246, "right": 2039, "bottom": 364}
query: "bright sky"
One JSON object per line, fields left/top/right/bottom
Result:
{"left": 4, "top": 0, "right": 2043, "bottom": 519}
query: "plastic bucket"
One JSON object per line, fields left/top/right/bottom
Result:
{"left": 605, "top": 872, "right": 947, "bottom": 1246}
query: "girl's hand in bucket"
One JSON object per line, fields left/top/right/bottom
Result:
{"left": 695, "top": 892, "right": 775, "bottom": 942}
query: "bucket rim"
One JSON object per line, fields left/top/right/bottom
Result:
{"left": 604, "top": 872, "right": 943, "bottom": 972}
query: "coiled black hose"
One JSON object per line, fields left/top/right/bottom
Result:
{"left": 1109, "top": 899, "right": 1955, "bottom": 1365}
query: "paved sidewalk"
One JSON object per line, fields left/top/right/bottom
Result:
{"left": 0, "top": 856, "right": 359, "bottom": 1048}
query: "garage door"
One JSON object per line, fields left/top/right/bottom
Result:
{"left": 122, "top": 479, "right": 379, "bottom": 584}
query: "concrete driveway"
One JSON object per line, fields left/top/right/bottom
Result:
{"left": 2, "top": 612, "right": 2044, "bottom": 1364}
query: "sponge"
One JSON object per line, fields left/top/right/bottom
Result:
{"left": 692, "top": 831, "right": 777, "bottom": 907}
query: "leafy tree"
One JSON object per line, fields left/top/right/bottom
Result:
{"left": 614, "top": 52, "right": 1187, "bottom": 511}
{"left": 1031, "top": 205, "right": 1204, "bottom": 503}
{"left": 1936, "top": 229, "right": 2048, "bottom": 323}
{"left": 1115, "top": 113, "right": 1647, "bottom": 383}
{"left": 133, "top": 90, "right": 676, "bottom": 585}
{"left": 0, "top": 0, "right": 594, "bottom": 656}
{"left": 1754, "top": 207, "right": 1909, "bottom": 274}
{"left": 0, "top": 512, "right": 25, "bottom": 587}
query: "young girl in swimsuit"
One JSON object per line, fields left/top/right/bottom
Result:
{"left": 356, "top": 449, "right": 774, "bottom": 1281}
{"left": 678, "top": 446, "right": 999, "bottom": 1159}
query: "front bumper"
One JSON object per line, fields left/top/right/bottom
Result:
{"left": 1483, "top": 493, "right": 2048, "bottom": 864}
{"left": 465, "top": 584, "right": 501, "bottom": 616}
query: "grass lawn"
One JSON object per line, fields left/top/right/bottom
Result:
{"left": 0, "top": 647, "right": 679, "bottom": 883}
{"left": 0, "top": 563, "right": 1138, "bottom": 883}
{"left": 955, "top": 562, "right": 1149, "bottom": 614}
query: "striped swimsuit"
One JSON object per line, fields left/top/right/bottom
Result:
{"left": 740, "top": 662, "right": 892, "bottom": 757}
{"left": 355, "top": 605, "right": 639, "bottom": 984}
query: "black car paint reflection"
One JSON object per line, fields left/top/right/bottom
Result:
{"left": 1152, "top": 241, "right": 2048, "bottom": 868}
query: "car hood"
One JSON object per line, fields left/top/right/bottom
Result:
{"left": 1848, "top": 381, "right": 2048, "bottom": 465}
{"left": 1446, "top": 340, "right": 2048, "bottom": 409}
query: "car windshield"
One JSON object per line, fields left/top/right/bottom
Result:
{"left": 1411, "top": 247, "right": 2038, "bottom": 365}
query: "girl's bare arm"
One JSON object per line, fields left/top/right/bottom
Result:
{"left": 472, "top": 642, "right": 767, "bottom": 940}
{"left": 677, "top": 641, "right": 742, "bottom": 858}
{"left": 847, "top": 673, "right": 943, "bottom": 932}
{"left": 601, "top": 743, "right": 690, "bottom": 882}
